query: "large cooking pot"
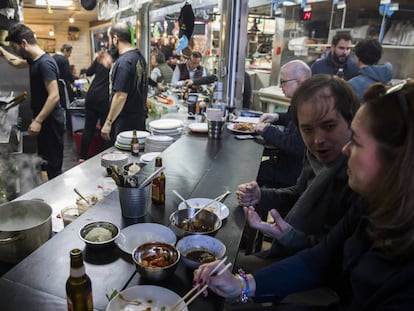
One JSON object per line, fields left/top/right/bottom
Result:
{"left": 0, "top": 200, "right": 52, "bottom": 263}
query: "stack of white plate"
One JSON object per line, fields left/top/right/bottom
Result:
{"left": 115, "top": 130, "right": 150, "bottom": 151}
{"left": 101, "top": 151, "right": 129, "bottom": 168}
{"left": 149, "top": 119, "right": 183, "bottom": 141}
{"left": 144, "top": 135, "right": 174, "bottom": 153}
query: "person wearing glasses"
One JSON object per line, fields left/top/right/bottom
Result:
{"left": 348, "top": 39, "right": 393, "bottom": 102}
{"left": 0, "top": 23, "right": 64, "bottom": 180}
{"left": 311, "top": 33, "right": 359, "bottom": 81}
{"left": 236, "top": 75, "right": 359, "bottom": 270}
{"left": 254, "top": 60, "right": 309, "bottom": 189}
{"left": 170, "top": 51, "right": 207, "bottom": 87}
{"left": 194, "top": 80, "right": 414, "bottom": 310}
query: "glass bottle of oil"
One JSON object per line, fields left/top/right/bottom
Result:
{"left": 151, "top": 157, "right": 165, "bottom": 204}
{"left": 66, "top": 249, "right": 93, "bottom": 311}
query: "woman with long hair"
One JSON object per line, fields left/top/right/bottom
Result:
{"left": 194, "top": 80, "right": 414, "bottom": 310}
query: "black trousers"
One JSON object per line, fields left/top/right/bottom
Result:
{"left": 80, "top": 108, "right": 111, "bottom": 160}
{"left": 37, "top": 115, "right": 64, "bottom": 179}
{"left": 112, "top": 112, "right": 146, "bottom": 144}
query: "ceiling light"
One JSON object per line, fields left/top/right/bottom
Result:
{"left": 49, "top": 29, "right": 54, "bottom": 36}
{"left": 36, "top": 0, "right": 73, "bottom": 7}
{"left": 69, "top": 15, "right": 75, "bottom": 23}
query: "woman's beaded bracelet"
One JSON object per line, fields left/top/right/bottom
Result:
{"left": 238, "top": 268, "right": 249, "bottom": 303}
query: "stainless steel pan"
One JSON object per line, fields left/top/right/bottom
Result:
{"left": 0, "top": 200, "right": 52, "bottom": 263}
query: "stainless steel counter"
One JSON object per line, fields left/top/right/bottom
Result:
{"left": 1, "top": 126, "right": 264, "bottom": 311}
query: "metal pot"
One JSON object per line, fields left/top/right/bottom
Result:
{"left": 0, "top": 200, "right": 52, "bottom": 263}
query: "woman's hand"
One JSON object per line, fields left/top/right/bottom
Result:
{"left": 236, "top": 181, "right": 261, "bottom": 207}
{"left": 244, "top": 207, "right": 292, "bottom": 240}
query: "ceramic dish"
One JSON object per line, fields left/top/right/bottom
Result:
{"left": 227, "top": 122, "right": 256, "bottom": 134}
{"left": 140, "top": 152, "right": 161, "bottom": 163}
{"left": 178, "top": 198, "right": 229, "bottom": 220}
{"left": 106, "top": 285, "right": 187, "bottom": 311}
{"left": 176, "top": 235, "right": 226, "bottom": 269}
{"left": 149, "top": 118, "right": 183, "bottom": 130}
{"left": 118, "top": 130, "right": 151, "bottom": 140}
{"left": 101, "top": 152, "right": 129, "bottom": 168}
{"left": 115, "top": 223, "right": 177, "bottom": 254}
{"left": 188, "top": 122, "right": 208, "bottom": 133}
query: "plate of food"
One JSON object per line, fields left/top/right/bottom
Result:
{"left": 106, "top": 285, "right": 187, "bottom": 311}
{"left": 115, "top": 223, "right": 177, "bottom": 255}
{"left": 227, "top": 122, "right": 256, "bottom": 134}
{"left": 178, "top": 198, "right": 229, "bottom": 220}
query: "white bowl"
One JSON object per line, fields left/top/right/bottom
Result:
{"left": 176, "top": 235, "right": 226, "bottom": 269}
{"left": 101, "top": 151, "right": 128, "bottom": 168}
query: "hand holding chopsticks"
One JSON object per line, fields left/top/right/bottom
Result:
{"left": 170, "top": 257, "right": 231, "bottom": 311}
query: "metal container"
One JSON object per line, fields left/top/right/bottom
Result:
{"left": 169, "top": 208, "right": 222, "bottom": 237}
{"left": 118, "top": 185, "right": 150, "bottom": 218}
{"left": 0, "top": 200, "right": 52, "bottom": 263}
{"left": 132, "top": 242, "right": 180, "bottom": 281}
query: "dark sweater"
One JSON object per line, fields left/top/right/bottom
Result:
{"left": 252, "top": 200, "right": 414, "bottom": 310}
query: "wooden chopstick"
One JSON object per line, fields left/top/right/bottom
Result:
{"left": 171, "top": 259, "right": 232, "bottom": 311}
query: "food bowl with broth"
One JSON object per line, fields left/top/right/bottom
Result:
{"left": 132, "top": 242, "right": 180, "bottom": 281}
{"left": 176, "top": 235, "right": 226, "bottom": 269}
{"left": 169, "top": 208, "right": 222, "bottom": 237}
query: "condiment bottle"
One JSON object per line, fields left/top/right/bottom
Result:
{"left": 151, "top": 157, "right": 165, "bottom": 204}
{"left": 131, "top": 129, "right": 139, "bottom": 157}
{"left": 66, "top": 248, "right": 93, "bottom": 311}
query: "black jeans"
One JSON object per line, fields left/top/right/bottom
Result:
{"left": 80, "top": 108, "right": 110, "bottom": 160}
{"left": 37, "top": 114, "right": 64, "bottom": 179}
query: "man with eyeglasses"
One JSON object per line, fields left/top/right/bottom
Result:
{"left": 170, "top": 51, "right": 208, "bottom": 87}
{"left": 254, "top": 60, "right": 309, "bottom": 189}
{"left": 0, "top": 23, "right": 64, "bottom": 180}
{"left": 311, "top": 33, "right": 359, "bottom": 81}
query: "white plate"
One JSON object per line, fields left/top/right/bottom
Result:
{"left": 115, "top": 223, "right": 176, "bottom": 255}
{"left": 114, "top": 143, "right": 130, "bottom": 151}
{"left": 227, "top": 123, "right": 256, "bottom": 134}
{"left": 102, "top": 151, "right": 128, "bottom": 162}
{"left": 119, "top": 130, "right": 150, "bottom": 140}
{"left": 149, "top": 119, "right": 183, "bottom": 130}
{"left": 178, "top": 198, "right": 229, "bottom": 220}
{"left": 106, "top": 285, "right": 187, "bottom": 311}
{"left": 188, "top": 123, "right": 208, "bottom": 133}
{"left": 140, "top": 152, "right": 161, "bottom": 163}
